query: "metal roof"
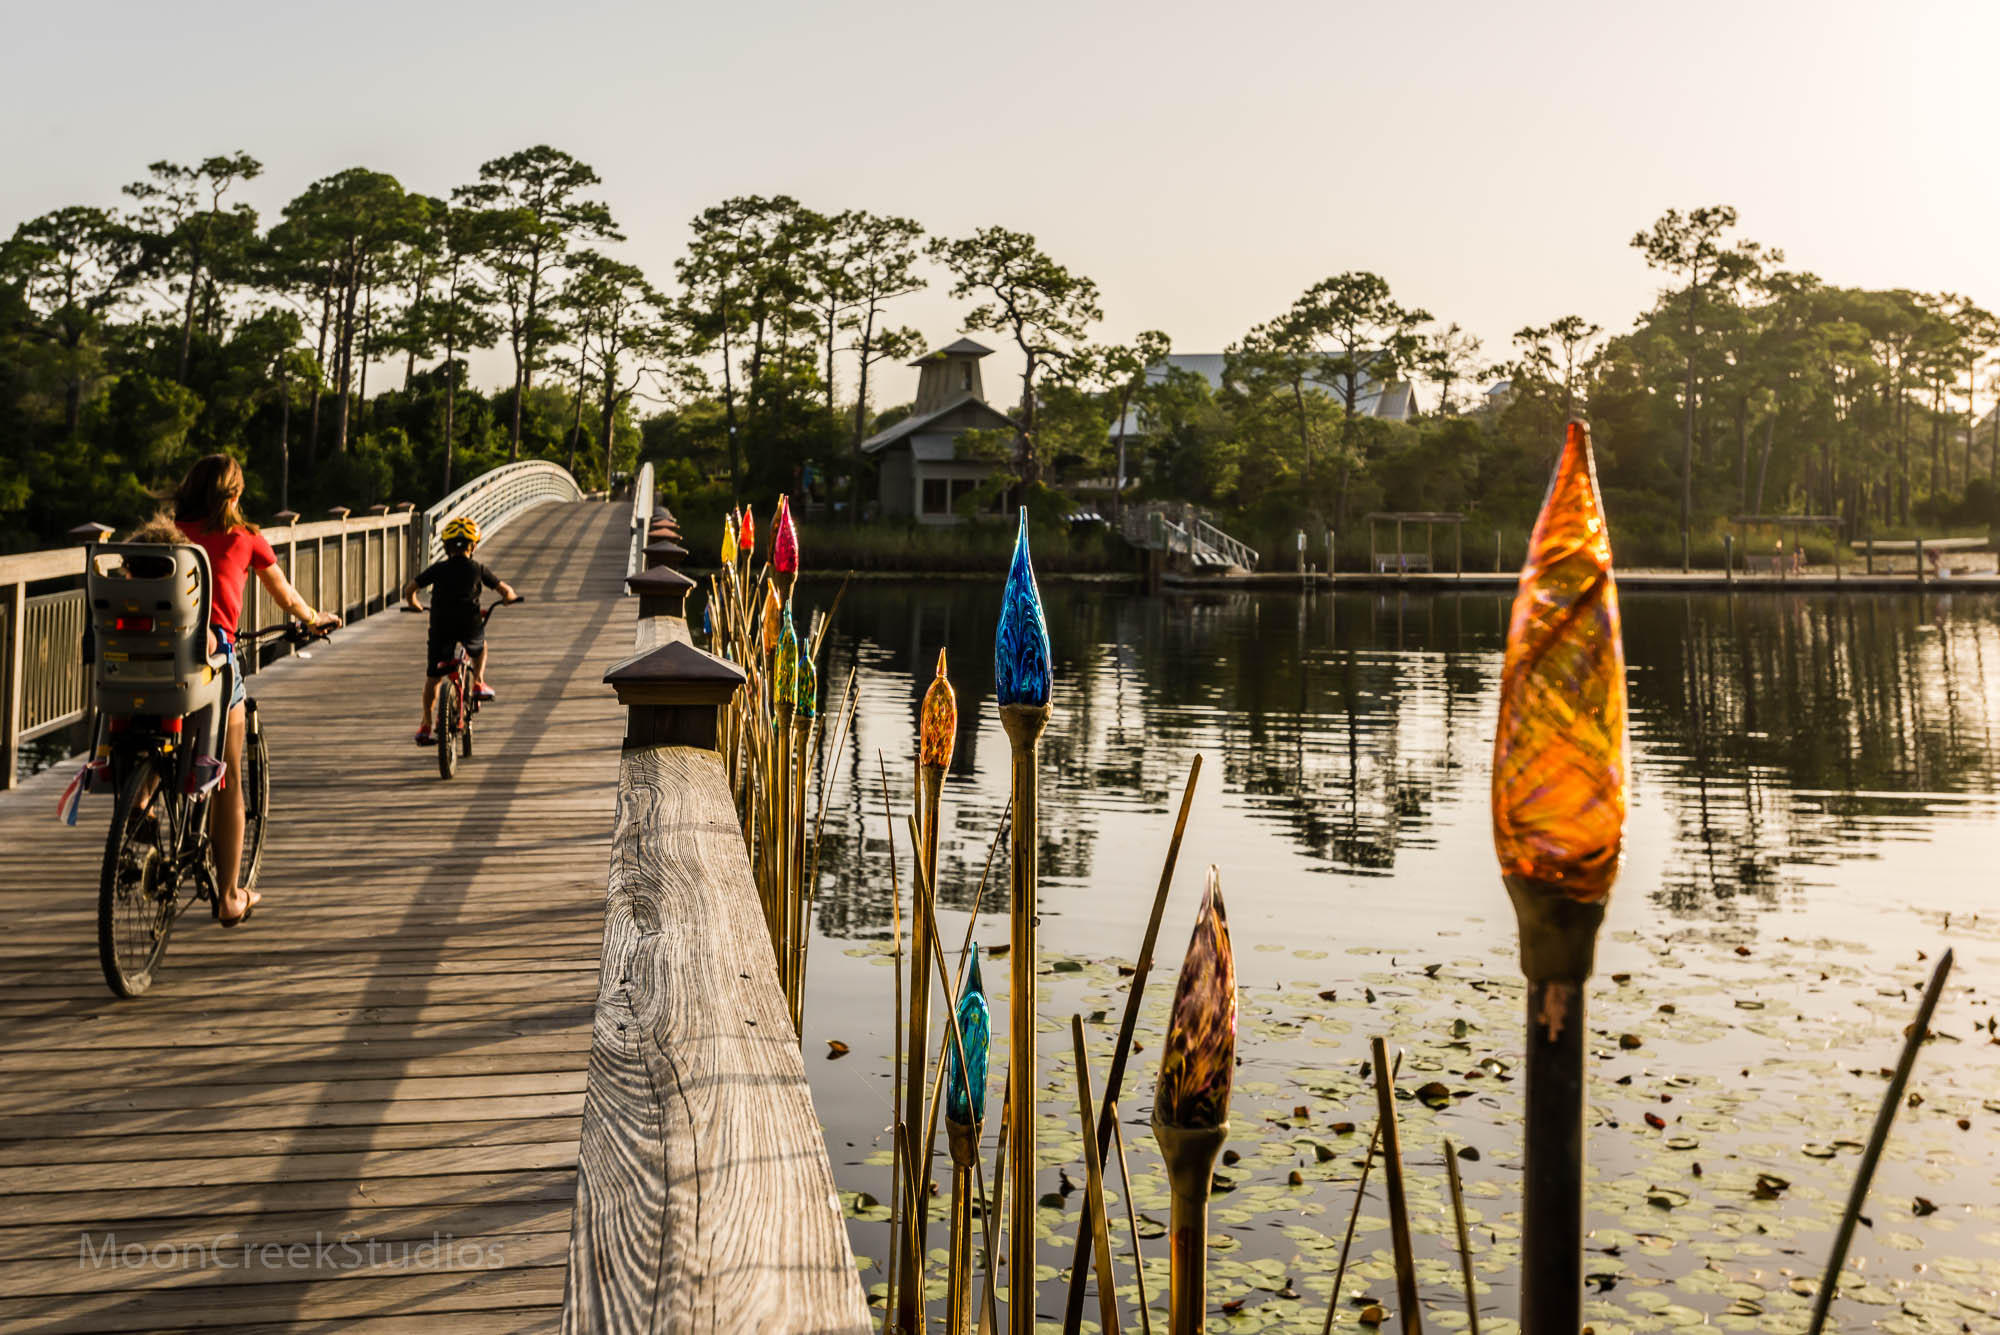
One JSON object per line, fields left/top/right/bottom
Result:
{"left": 908, "top": 337, "right": 994, "bottom": 366}
{"left": 860, "top": 393, "right": 1015, "bottom": 454}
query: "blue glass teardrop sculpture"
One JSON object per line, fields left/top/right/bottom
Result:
{"left": 993, "top": 508, "right": 1051, "bottom": 707}
{"left": 945, "top": 945, "right": 990, "bottom": 1126}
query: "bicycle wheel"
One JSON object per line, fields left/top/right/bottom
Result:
{"left": 436, "top": 679, "right": 459, "bottom": 780}
{"left": 239, "top": 700, "right": 270, "bottom": 892}
{"left": 97, "top": 754, "right": 181, "bottom": 998}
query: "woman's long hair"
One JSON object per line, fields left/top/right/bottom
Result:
{"left": 172, "top": 454, "right": 258, "bottom": 534}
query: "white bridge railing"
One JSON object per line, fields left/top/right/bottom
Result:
{"left": 2, "top": 460, "right": 585, "bottom": 790}
{"left": 419, "top": 460, "right": 585, "bottom": 565}
{"left": 626, "top": 460, "right": 655, "bottom": 585}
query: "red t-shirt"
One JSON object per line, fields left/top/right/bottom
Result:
{"left": 179, "top": 519, "right": 277, "bottom": 633}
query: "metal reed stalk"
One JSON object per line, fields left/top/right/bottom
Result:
{"left": 1107, "top": 1109, "right": 1152, "bottom": 1335}
{"left": 999, "top": 701, "right": 1049, "bottom": 1335}
{"left": 1443, "top": 1138, "right": 1479, "bottom": 1335}
{"left": 1062, "top": 755, "right": 1203, "bottom": 1335}
{"left": 1320, "top": 1050, "right": 1401, "bottom": 1335}
{"left": 1807, "top": 949, "right": 1954, "bottom": 1335}
{"left": 1506, "top": 878, "right": 1602, "bottom": 1334}
{"left": 1154, "top": 1118, "right": 1226, "bottom": 1335}
{"left": 947, "top": 1116, "right": 982, "bottom": 1335}
{"left": 898, "top": 758, "right": 946, "bottom": 1335}
{"left": 1069, "top": 1016, "right": 1121, "bottom": 1335}
{"left": 1368, "top": 1035, "right": 1422, "bottom": 1334}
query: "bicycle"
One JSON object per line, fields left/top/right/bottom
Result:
{"left": 406, "top": 595, "right": 523, "bottom": 780}
{"left": 94, "top": 619, "right": 333, "bottom": 998}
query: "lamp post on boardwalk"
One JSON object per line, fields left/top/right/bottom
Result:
{"left": 944, "top": 945, "right": 990, "bottom": 1335}
{"left": 1155, "top": 868, "right": 1236, "bottom": 1335}
{"left": 994, "top": 507, "right": 1051, "bottom": 1335}
{"left": 1490, "top": 422, "right": 1627, "bottom": 1334}
{"left": 897, "top": 646, "right": 957, "bottom": 1335}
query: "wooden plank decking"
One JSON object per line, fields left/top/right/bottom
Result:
{"left": 0, "top": 501, "right": 634, "bottom": 1333}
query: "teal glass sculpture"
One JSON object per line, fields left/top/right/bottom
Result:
{"left": 993, "top": 508, "right": 1051, "bottom": 707}
{"left": 945, "top": 945, "right": 990, "bottom": 1126}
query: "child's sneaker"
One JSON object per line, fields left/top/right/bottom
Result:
{"left": 415, "top": 728, "right": 433, "bottom": 746}
{"left": 472, "top": 684, "right": 496, "bottom": 702}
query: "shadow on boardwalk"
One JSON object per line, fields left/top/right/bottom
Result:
{"left": 0, "top": 502, "right": 633, "bottom": 1334}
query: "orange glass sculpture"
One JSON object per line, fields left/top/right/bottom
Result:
{"left": 920, "top": 648, "right": 956, "bottom": 769}
{"left": 1490, "top": 422, "right": 1627, "bottom": 903}
{"left": 1156, "top": 867, "right": 1236, "bottom": 1129}
{"left": 761, "top": 584, "right": 782, "bottom": 656}
{"left": 739, "top": 505, "right": 755, "bottom": 555}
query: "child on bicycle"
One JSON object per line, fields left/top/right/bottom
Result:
{"left": 403, "top": 515, "right": 516, "bottom": 745}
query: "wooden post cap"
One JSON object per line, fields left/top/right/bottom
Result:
{"left": 642, "top": 539, "right": 690, "bottom": 570}
{"left": 653, "top": 507, "right": 676, "bottom": 523}
{"left": 648, "top": 519, "right": 681, "bottom": 537}
{"left": 68, "top": 521, "right": 114, "bottom": 543}
{"left": 625, "top": 565, "right": 696, "bottom": 620}
{"left": 327, "top": 506, "right": 352, "bottom": 520}
{"left": 394, "top": 500, "right": 415, "bottom": 512}
{"left": 604, "top": 640, "right": 746, "bottom": 749}
{"left": 367, "top": 503, "right": 390, "bottom": 515}
{"left": 273, "top": 510, "right": 301, "bottom": 524}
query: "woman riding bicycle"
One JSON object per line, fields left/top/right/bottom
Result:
{"left": 171, "top": 454, "right": 341, "bottom": 926}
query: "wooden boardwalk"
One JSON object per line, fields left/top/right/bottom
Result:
{"left": 0, "top": 502, "right": 635, "bottom": 1334}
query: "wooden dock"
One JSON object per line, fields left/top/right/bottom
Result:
{"left": 0, "top": 502, "right": 639, "bottom": 1332}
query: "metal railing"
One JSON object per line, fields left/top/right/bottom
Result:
{"left": 1120, "top": 503, "right": 1260, "bottom": 570}
{"left": 2, "top": 460, "right": 585, "bottom": 789}
{"left": 420, "top": 460, "right": 585, "bottom": 565}
{"left": 1192, "top": 515, "right": 1259, "bottom": 569}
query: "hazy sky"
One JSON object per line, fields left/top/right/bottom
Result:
{"left": 4, "top": 0, "right": 1988, "bottom": 404}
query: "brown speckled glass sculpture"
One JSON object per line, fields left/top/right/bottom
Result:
{"left": 1157, "top": 867, "right": 1236, "bottom": 1129}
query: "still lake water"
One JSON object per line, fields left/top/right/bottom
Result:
{"left": 792, "top": 584, "right": 2000, "bottom": 1333}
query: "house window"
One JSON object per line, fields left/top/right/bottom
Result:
{"left": 961, "top": 363, "right": 972, "bottom": 393}
{"left": 922, "top": 478, "right": 951, "bottom": 515}
{"left": 949, "top": 479, "right": 991, "bottom": 513}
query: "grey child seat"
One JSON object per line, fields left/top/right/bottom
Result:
{"left": 87, "top": 542, "right": 233, "bottom": 770}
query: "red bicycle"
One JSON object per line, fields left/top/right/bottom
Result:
{"left": 412, "top": 596, "right": 521, "bottom": 780}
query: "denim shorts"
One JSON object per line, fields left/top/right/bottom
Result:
{"left": 216, "top": 627, "right": 246, "bottom": 711}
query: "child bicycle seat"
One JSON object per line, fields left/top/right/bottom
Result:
{"left": 86, "top": 542, "right": 231, "bottom": 766}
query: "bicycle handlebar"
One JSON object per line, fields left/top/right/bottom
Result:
{"left": 248, "top": 619, "right": 337, "bottom": 648}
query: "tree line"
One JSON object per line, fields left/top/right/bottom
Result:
{"left": 5, "top": 148, "right": 1996, "bottom": 563}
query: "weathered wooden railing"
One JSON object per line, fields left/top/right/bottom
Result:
{"left": 565, "top": 483, "right": 868, "bottom": 1335}
{"left": 0, "top": 460, "right": 586, "bottom": 789}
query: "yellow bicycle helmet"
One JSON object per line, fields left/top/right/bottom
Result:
{"left": 440, "top": 515, "right": 481, "bottom": 547}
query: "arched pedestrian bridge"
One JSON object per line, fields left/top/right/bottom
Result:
{"left": 0, "top": 466, "right": 868, "bottom": 1333}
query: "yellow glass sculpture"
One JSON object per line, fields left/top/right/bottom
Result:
{"left": 761, "top": 584, "right": 782, "bottom": 656}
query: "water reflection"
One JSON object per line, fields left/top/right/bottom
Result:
{"left": 799, "top": 586, "right": 2000, "bottom": 941}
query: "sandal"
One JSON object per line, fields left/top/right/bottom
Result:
{"left": 217, "top": 888, "right": 262, "bottom": 928}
